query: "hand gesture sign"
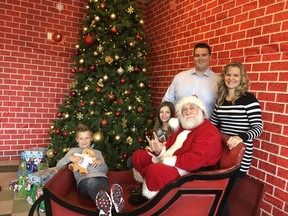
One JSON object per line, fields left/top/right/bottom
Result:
{"left": 145, "top": 132, "right": 165, "bottom": 155}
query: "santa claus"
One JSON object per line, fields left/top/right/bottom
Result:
{"left": 129, "top": 95, "right": 223, "bottom": 206}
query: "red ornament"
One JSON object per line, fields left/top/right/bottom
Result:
{"left": 84, "top": 34, "right": 95, "bottom": 47}
{"left": 135, "top": 34, "right": 142, "bottom": 40}
{"left": 122, "top": 153, "right": 128, "bottom": 159}
{"left": 111, "top": 26, "right": 117, "bottom": 33}
{"left": 137, "top": 106, "right": 143, "bottom": 112}
{"left": 101, "top": 119, "right": 108, "bottom": 126}
{"left": 63, "top": 131, "right": 68, "bottom": 136}
{"left": 120, "top": 78, "right": 126, "bottom": 84}
{"left": 144, "top": 130, "right": 149, "bottom": 136}
{"left": 53, "top": 32, "right": 63, "bottom": 42}
{"left": 99, "top": 3, "right": 105, "bottom": 9}
{"left": 138, "top": 137, "right": 143, "bottom": 142}
{"left": 71, "top": 68, "right": 76, "bottom": 73}
{"left": 96, "top": 87, "right": 101, "bottom": 92}
{"left": 80, "top": 101, "right": 85, "bottom": 107}
{"left": 69, "top": 91, "right": 77, "bottom": 97}
{"left": 109, "top": 93, "right": 115, "bottom": 100}
{"left": 55, "top": 129, "right": 60, "bottom": 134}
{"left": 57, "top": 112, "right": 62, "bottom": 117}
{"left": 115, "top": 111, "right": 121, "bottom": 117}
{"left": 134, "top": 66, "right": 140, "bottom": 72}
{"left": 66, "top": 100, "right": 71, "bottom": 105}
{"left": 89, "top": 65, "right": 95, "bottom": 70}
{"left": 114, "top": 99, "right": 123, "bottom": 104}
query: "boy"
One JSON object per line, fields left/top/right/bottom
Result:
{"left": 56, "top": 124, "right": 124, "bottom": 215}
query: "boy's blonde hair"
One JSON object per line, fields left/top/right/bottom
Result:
{"left": 76, "top": 124, "right": 93, "bottom": 137}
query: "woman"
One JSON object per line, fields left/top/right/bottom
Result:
{"left": 210, "top": 62, "right": 263, "bottom": 176}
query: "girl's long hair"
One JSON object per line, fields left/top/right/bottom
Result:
{"left": 216, "top": 62, "right": 250, "bottom": 106}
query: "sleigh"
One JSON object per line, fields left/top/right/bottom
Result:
{"left": 29, "top": 133, "right": 265, "bottom": 216}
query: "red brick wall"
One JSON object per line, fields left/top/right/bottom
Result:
{"left": 0, "top": 0, "right": 287, "bottom": 215}
{"left": 142, "top": 0, "right": 288, "bottom": 215}
{"left": 0, "top": 0, "right": 86, "bottom": 155}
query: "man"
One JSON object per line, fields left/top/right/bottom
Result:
{"left": 129, "top": 96, "right": 222, "bottom": 205}
{"left": 162, "top": 42, "right": 219, "bottom": 117}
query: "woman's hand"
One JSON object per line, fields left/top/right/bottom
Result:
{"left": 227, "top": 136, "right": 243, "bottom": 150}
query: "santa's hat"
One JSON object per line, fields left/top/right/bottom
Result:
{"left": 169, "top": 95, "right": 208, "bottom": 131}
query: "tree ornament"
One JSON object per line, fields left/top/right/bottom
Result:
{"left": 105, "top": 56, "right": 113, "bottom": 64}
{"left": 64, "top": 113, "right": 69, "bottom": 119}
{"left": 66, "top": 100, "right": 71, "bottom": 105}
{"left": 139, "top": 19, "right": 144, "bottom": 25}
{"left": 131, "top": 125, "right": 137, "bottom": 133}
{"left": 109, "top": 93, "right": 115, "bottom": 100}
{"left": 50, "top": 125, "right": 55, "bottom": 130}
{"left": 137, "top": 106, "right": 143, "bottom": 112}
{"left": 111, "top": 26, "right": 117, "bottom": 33}
{"left": 129, "top": 41, "right": 135, "bottom": 47}
{"left": 134, "top": 66, "right": 140, "bottom": 72}
{"left": 110, "top": 13, "right": 116, "bottom": 20}
{"left": 84, "top": 34, "right": 95, "bottom": 47}
{"left": 117, "top": 67, "right": 124, "bottom": 75}
{"left": 94, "top": 15, "right": 100, "bottom": 22}
{"left": 93, "top": 51, "right": 99, "bottom": 56}
{"left": 126, "top": 136, "right": 133, "bottom": 145}
{"left": 63, "top": 131, "right": 68, "bottom": 136}
{"left": 57, "top": 112, "right": 63, "bottom": 117}
{"left": 115, "top": 135, "right": 121, "bottom": 141}
{"left": 93, "top": 131, "right": 104, "bottom": 144}
{"left": 135, "top": 34, "right": 142, "bottom": 40}
{"left": 101, "top": 119, "right": 108, "bottom": 126}
{"left": 99, "top": 3, "right": 105, "bottom": 9}
{"left": 138, "top": 137, "right": 143, "bottom": 142}
{"left": 70, "top": 90, "right": 77, "bottom": 97}
{"left": 139, "top": 82, "right": 145, "bottom": 88}
{"left": 84, "top": 85, "right": 89, "bottom": 91}
{"left": 122, "top": 152, "right": 128, "bottom": 159}
{"left": 55, "top": 129, "right": 60, "bottom": 134}
{"left": 96, "top": 87, "right": 101, "bottom": 92}
{"left": 128, "top": 105, "right": 133, "bottom": 111}
{"left": 90, "top": 100, "right": 95, "bottom": 105}
{"left": 126, "top": 6, "right": 134, "bottom": 14}
{"left": 89, "top": 65, "right": 95, "bottom": 70}
{"left": 103, "top": 75, "right": 109, "bottom": 81}
{"left": 46, "top": 149, "right": 54, "bottom": 158}
{"left": 97, "top": 45, "right": 104, "bottom": 53}
{"left": 71, "top": 68, "right": 76, "bottom": 73}
{"left": 79, "top": 58, "right": 84, "bottom": 64}
{"left": 52, "top": 32, "right": 63, "bottom": 42}
{"left": 115, "top": 110, "right": 121, "bottom": 117}
{"left": 80, "top": 101, "right": 85, "bottom": 107}
{"left": 114, "top": 54, "right": 120, "bottom": 61}
{"left": 120, "top": 78, "right": 126, "bottom": 84}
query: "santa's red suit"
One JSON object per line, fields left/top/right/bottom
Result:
{"left": 132, "top": 119, "right": 222, "bottom": 199}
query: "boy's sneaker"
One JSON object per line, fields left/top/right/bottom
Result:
{"left": 110, "top": 184, "right": 125, "bottom": 212}
{"left": 96, "top": 190, "right": 112, "bottom": 216}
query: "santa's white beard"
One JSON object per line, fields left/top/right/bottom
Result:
{"left": 179, "top": 111, "right": 204, "bottom": 129}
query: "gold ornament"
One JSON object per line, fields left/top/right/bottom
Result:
{"left": 105, "top": 56, "right": 113, "bottom": 64}
{"left": 142, "top": 67, "right": 147, "bottom": 72}
{"left": 94, "top": 15, "right": 100, "bottom": 21}
{"left": 114, "top": 54, "right": 120, "bottom": 61}
{"left": 50, "top": 125, "right": 55, "bottom": 130}
{"left": 117, "top": 67, "right": 124, "bottom": 75}
{"left": 79, "top": 58, "right": 84, "bottom": 64}
{"left": 122, "top": 117, "right": 127, "bottom": 128}
{"left": 115, "top": 135, "right": 121, "bottom": 141}
{"left": 64, "top": 113, "right": 69, "bottom": 119}
{"left": 139, "top": 82, "right": 145, "bottom": 88}
{"left": 129, "top": 41, "right": 135, "bottom": 47}
{"left": 46, "top": 149, "right": 54, "bottom": 158}
{"left": 139, "top": 19, "right": 144, "bottom": 25}
{"left": 128, "top": 105, "right": 133, "bottom": 111}
{"left": 127, "top": 65, "right": 134, "bottom": 72}
{"left": 93, "top": 51, "right": 99, "bottom": 56}
{"left": 127, "top": 6, "right": 134, "bottom": 14}
{"left": 103, "top": 75, "right": 108, "bottom": 80}
{"left": 90, "top": 100, "right": 95, "bottom": 105}
{"left": 84, "top": 85, "right": 89, "bottom": 91}
{"left": 69, "top": 80, "right": 78, "bottom": 88}
{"left": 131, "top": 125, "right": 137, "bottom": 133}
{"left": 110, "top": 13, "right": 116, "bottom": 20}
{"left": 93, "top": 131, "right": 104, "bottom": 144}
{"left": 97, "top": 78, "right": 104, "bottom": 87}
{"left": 97, "top": 45, "right": 104, "bottom": 53}
{"left": 126, "top": 136, "right": 133, "bottom": 145}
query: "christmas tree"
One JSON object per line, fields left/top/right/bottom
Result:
{"left": 47, "top": 0, "right": 154, "bottom": 171}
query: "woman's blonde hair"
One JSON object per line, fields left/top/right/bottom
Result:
{"left": 216, "top": 62, "right": 250, "bottom": 106}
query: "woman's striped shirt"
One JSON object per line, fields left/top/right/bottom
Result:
{"left": 210, "top": 92, "right": 263, "bottom": 174}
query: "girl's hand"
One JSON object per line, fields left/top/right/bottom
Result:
{"left": 146, "top": 132, "right": 165, "bottom": 154}
{"left": 227, "top": 136, "right": 243, "bottom": 150}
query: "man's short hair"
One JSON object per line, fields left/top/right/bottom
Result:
{"left": 193, "top": 43, "right": 211, "bottom": 55}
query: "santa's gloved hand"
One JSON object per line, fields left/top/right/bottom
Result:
{"left": 162, "top": 155, "right": 177, "bottom": 167}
